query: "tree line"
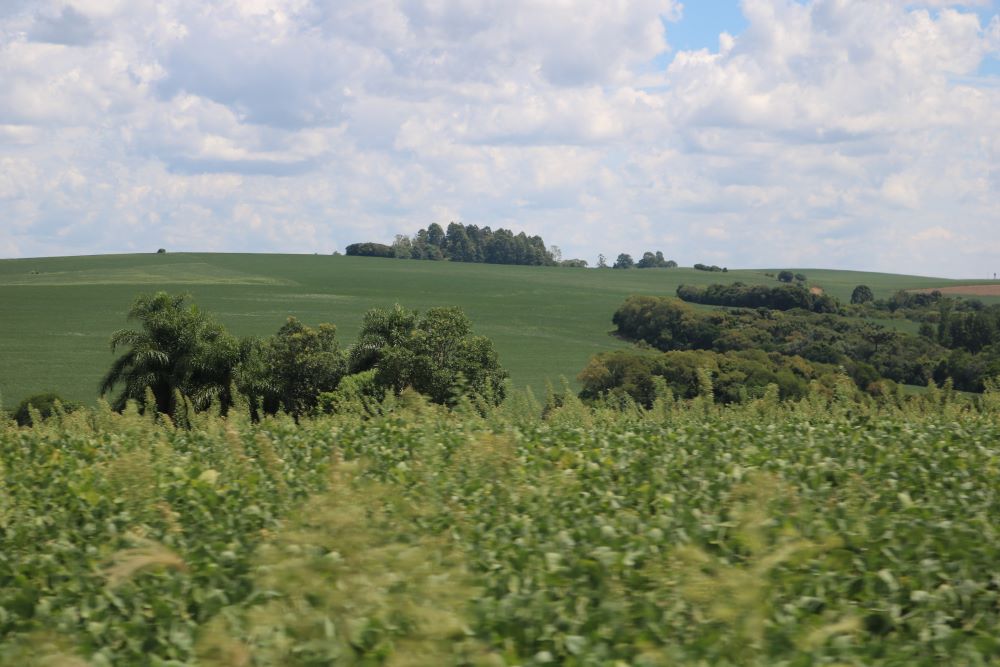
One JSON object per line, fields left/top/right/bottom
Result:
{"left": 676, "top": 282, "right": 839, "bottom": 313}
{"left": 605, "top": 294, "right": 1000, "bottom": 394}
{"left": 95, "top": 292, "right": 507, "bottom": 423}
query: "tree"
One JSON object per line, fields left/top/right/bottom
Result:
{"left": 253, "top": 318, "right": 347, "bottom": 416}
{"left": 99, "top": 292, "right": 240, "bottom": 415}
{"left": 794, "top": 273, "right": 807, "bottom": 283}
{"left": 850, "top": 285, "right": 874, "bottom": 304}
{"left": 445, "top": 222, "right": 476, "bottom": 262}
{"left": 391, "top": 234, "right": 412, "bottom": 259}
{"left": 637, "top": 252, "right": 658, "bottom": 268}
{"left": 597, "top": 254, "right": 608, "bottom": 269}
{"left": 613, "top": 253, "right": 634, "bottom": 269}
{"left": 352, "top": 305, "right": 507, "bottom": 405}
{"left": 777, "top": 270, "right": 794, "bottom": 283}
{"left": 426, "top": 223, "right": 446, "bottom": 248}
{"left": 348, "top": 304, "right": 419, "bottom": 374}
{"left": 156, "top": 248, "right": 166, "bottom": 254}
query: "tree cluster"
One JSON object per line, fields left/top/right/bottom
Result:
{"left": 99, "top": 292, "right": 507, "bottom": 421}
{"left": 578, "top": 348, "right": 844, "bottom": 407}
{"left": 611, "top": 251, "right": 677, "bottom": 269}
{"left": 777, "top": 270, "right": 807, "bottom": 283}
{"left": 676, "top": 282, "right": 839, "bottom": 314}
{"left": 610, "top": 295, "right": 1000, "bottom": 392}
{"left": 345, "top": 242, "right": 395, "bottom": 258}
{"left": 694, "top": 264, "right": 727, "bottom": 273}
{"left": 350, "top": 222, "right": 559, "bottom": 266}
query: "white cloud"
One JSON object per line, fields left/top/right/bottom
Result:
{"left": 0, "top": 0, "right": 997, "bottom": 277}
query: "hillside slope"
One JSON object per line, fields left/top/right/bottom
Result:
{"left": 0, "top": 253, "right": 984, "bottom": 406}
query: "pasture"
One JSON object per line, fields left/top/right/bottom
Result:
{"left": 0, "top": 252, "right": 990, "bottom": 406}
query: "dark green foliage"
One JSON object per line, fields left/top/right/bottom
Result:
{"left": 345, "top": 242, "right": 395, "bottom": 258}
{"left": 612, "top": 295, "right": 957, "bottom": 388}
{"left": 578, "top": 348, "right": 838, "bottom": 405}
{"left": 777, "top": 270, "right": 794, "bottom": 282}
{"left": 794, "top": 272, "right": 807, "bottom": 282}
{"left": 373, "top": 222, "right": 555, "bottom": 266}
{"left": 355, "top": 305, "right": 508, "bottom": 405}
{"left": 156, "top": 248, "right": 166, "bottom": 254}
{"left": 677, "top": 282, "right": 840, "bottom": 313}
{"left": 559, "top": 258, "right": 589, "bottom": 268}
{"left": 99, "top": 292, "right": 242, "bottom": 416}
{"left": 613, "top": 253, "right": 634, "bottom": 269}
{"left": 940, "top": 306, "right": 1000, "bottom": 354}
{"left": 100, "top": 294, "right": 507, "bottom": 419}
{"left": 251, "top": 317, "right": 348, "bottom": 416}
{"left": 348, "top": 304, "right": 419, "bottom": 375}
{"left": 12, "top": 392, "right": 79, "bottom": 426}
{"left": 694, "top": 263, "right": 726, "bottom": 272}
{"left": 851, "top": 284, "right": 874, "bottom": 304}
{"left": 635, "top": 251, "right": 677, "bottom": 269}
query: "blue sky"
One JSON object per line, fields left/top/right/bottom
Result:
{"left": 668, "top": 0, "right": 748, "bottom": 51}
{"left": 0, "top": 0, "right": 998, "bottom": 277}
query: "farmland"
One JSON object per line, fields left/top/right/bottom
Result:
{"left": 1, "top": 252, "right": 993, "bottom": 408}
{"left": 2, "top": 387, "right": 1000, "bottom": 665}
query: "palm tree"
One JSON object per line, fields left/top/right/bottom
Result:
{"left": 99, "top": 292, "right": 239, "bottom": 415}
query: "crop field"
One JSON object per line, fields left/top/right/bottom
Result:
{"left": 0, "top": 253, "right": 990, "bottom": 408}
{"left": 2, "top": 387, "right": 1000, "bottom": 665}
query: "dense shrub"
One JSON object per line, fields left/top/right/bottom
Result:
{"left": 12, "top": 392, "right": 80, "bottom": 426}
{"left": 694, "top": 263, "right": 726, "bottom": 272}
{"left": 345, "top": 242, "right": 395, "bottom": 258}
{"left": 578, "top": 348, "right": 840, "bottom": 405}
{"left": 677, "top": 282, "right": 840, "bottom": 313}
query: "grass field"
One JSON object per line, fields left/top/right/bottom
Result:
{"left": 1, "top": 252, "right": 995, "bottom": 407}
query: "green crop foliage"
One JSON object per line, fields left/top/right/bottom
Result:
{"left": 2, "top": 386, "right": 1000, "bottom": 665}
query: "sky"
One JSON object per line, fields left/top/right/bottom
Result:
{"left": 0, "top": 0, "right": 998, "bottom": 278}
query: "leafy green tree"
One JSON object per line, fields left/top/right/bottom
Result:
{"left": 426, "top": 223, "right": 446, "bottom": 248}
{"left": 794, "top": 273, "right": 807, "bottom": 283}
{"left": 99, "top": 292, "right": 240, "bottom": 415}
{"left": 349, "top": 304, "right": 419, "bottom": 374}
{"left": 777, "top": 270, "right": 794, "bottom": 283}
{"left": 353, "top": 305, "right": 507, "bottom": 405}
{"left": 597, "top": 254, "right": 608, "bottom": 268}
{"left": 253, "top": 318, "right": 348, "bottom": 416}
{"left": 613, "top": 253, "right": 634, "bottom": 269}
{"left": 851, "top": 285, "right": 874, "bottom": 304}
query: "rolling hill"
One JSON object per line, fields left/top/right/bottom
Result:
{"left": 0, "top": 252, "right": 994, "bottom": 407}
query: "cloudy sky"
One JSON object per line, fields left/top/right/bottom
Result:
{"left": 1, "top": 0, "right": 998, "bottom": 277}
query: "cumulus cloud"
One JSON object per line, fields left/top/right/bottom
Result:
{"left": 0, "top": 0, "right": 997, "bottom": 277}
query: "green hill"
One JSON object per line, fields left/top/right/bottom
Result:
{"left": 0, "top": 252, "right": 991, "bottom": 407}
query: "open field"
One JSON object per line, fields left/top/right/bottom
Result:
{"left": 0, "top": 252, "right": 992, "bottom": 407}
{"left": 908, "top": 284, "right": 1000, "bottom": 297}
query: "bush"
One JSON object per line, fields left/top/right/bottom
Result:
{"left": 345, "top": 242, "right": 395, "bottom": 258}
{"left": 677, "top": 283, "right": 840, "bottom": 314}
{"left": 13, "top": 392, "right": 80, "bottom": 426}
{"left": 156, "top": 248, "right": 166, "bottom": 254}
{"left": 851, "top": 285, "right": 874, "bottom": 304}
